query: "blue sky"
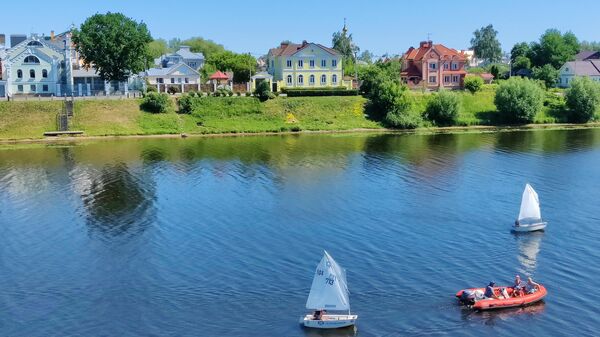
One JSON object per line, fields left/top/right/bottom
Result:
{"left": 1, "top": 0, "right": 598, "bottom": 57}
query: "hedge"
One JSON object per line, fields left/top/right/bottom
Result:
{"left": 283, "top": 89, "right": 359, "bottom": 97}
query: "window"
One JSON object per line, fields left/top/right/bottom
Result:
{"left": 17, "top": 85, "right": 23, "bottom": 92}
{"left": 452, "top": 75, "right": 459, "bottom": 83}
{"left": 17, "top": 70, "right": 23, "bottom": 78}
{"left": 286, "top": 59, "right": 292, "bottom": 68}
{"left": 43, "top": 84, "right": 48, "bottom": 92}
{"left": 309, "top": 60, "right": 315, "bottom": 68}
{"left": 444, "top": 75, "right": 450, "bottom": 83}
{"left": 189, "top": 62, "right": 196, "bottom": 68}
{"left": 332, "top": 74, "right": 337, "bottom": 84}
{"left": 287, "top": 75, "right": 292, "bottom": 84}
{"left": 42, "top": 69, "right": 48, "bottom": 78}
{"left": 321, "top": 59, "right": 326, "bottom": 67}
{"left": 429, "top": 62, "right": 437, "bottom": 70}
{"left": 185, "top": 78, "right": 189, "bottom": 84}
{"left": 271, "top": 60, "right": 274, "bottom": 68}
{"left": 444, "top": 63, "right": 449, "bottom": 70}
{"left": 171, "top": 78, "right": 175, "bottom": 84}
{"left": 298, "top": 60, "right": 303, "bottom": 68}
{"left": 30, "top": 69, "right": 35, "bottom": 78}
{"left": 429, "top": 76, "right": 437, "bottom": 83}
{"left": 565, "top": 68, "right": 569, "bottom": 72}
{"left": 321, "top": 74, "right": 327, "bottom": 83}
{"left": 31, "top": 84, "right": 36, "bottom": 92}
{"left": 24, "top": 55, "right": 40, "bottom": 64}
{"left": 452, "top": 63, "right": 458, "bottom": 70}
{"left": 332, "top": 59, "right": 337, "bottom": 67}
{"left": 27, "top": 41, "right": 43, "bottom": 47}
{"left": 298, "top": 74, "right": 304, "bottom": 85}
{"left": 309, "top": 75, "right": 315, "bottom": 84}
{"left": 157, "top": 78, "right": 163, "bottom": 84}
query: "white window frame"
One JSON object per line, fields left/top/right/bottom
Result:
{"left": 452, "top": 62, "right": 458, "bottom": 70}
{"left": 452, "top": 75, "right": 459, "bottom": 83}
{"left": 321, "top": 59, "right": 326, "bottom": 67}
{"left": 444, "top": 75, "right": 450, "bottom": 83}
{"left": 429, "top": 62, "right": 437, "bottom": 70}
{"left": 298, "top": 74, "right": 304, "bottom": 85}
{"left": 309, "top": 74, "right": 315, "bottom": 85}
{"left": 321, "top": 74, "right": 327, "bottom": 83}
{"left": 332, "top": 74, "right": 337, "bottom": 84}
{"left": 332, "top": 59, "right": 337, "bottom": 67}
{"left": 309, "top": 60, "right": 315, "bottom": 68}
{"left": 287, "top": 75, "right": 293, "bottom": 84}
{"left": 298, "top": 60, "right": 303, "bottom": 68}
{"left": 286, "top": 59, "right": 292, "bottom": 68}
{"left": 429, "top": 76, "right": 437, "bottom": 83}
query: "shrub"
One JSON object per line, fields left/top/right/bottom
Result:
{"left": 245, "top": 92, "right": 251, "bottom": 97}
{"left": 532, "top": 64, "right": 559, "bottom": 88}
{"left": 167, "top": 86, "right": 181, "bottom": 94}
{"left": 494, "top": 77, "right": 544, "bottom": 123}
{"left": 464, "top": 75, "right": 484, "bottom": 94}
{"left": 140, "top": 92, "right": 172, "bottom": 113}
{"left": 146, "top": 85, "right": 157, "bottom": 93}
{"left": 283, "top": 89, "right": 359, "bottom": 97}
{"left": 565, "top": 76, "right": 600, "bottom": 123}
{"left": 254, "top": 81, "right": 273, "bottom": 102}
{"left": 371, "top": 80, "right": 420, "bottom": 128}
{"left": 236, "top": 92, "right": 242, "bottom": 96}
{"left": 178, "top": 93, "right": 197, "bottom": 114}
{"left": 425, "top": 90, "right": 461, "bottom": 126}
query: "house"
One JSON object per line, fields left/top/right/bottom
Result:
{"left": 1, "top": 35, "right": 72, "bottom": 96}
{"left": 477, "top": 73, "right": 494, "bottom": 84}
{"left": 401, "top": 40, "right": 467, "bottom": 90}
{"left": 558, "top": 60, "right": 600, "bottom": 88}
{"left": 156, "top": 46, "right": 204, "bottom": 71}
{"left": 144, "top": 62, "right": 201, "bottom": 93}
{"left": 575, "top": 51, "right": 600, "bottom": 61}
{"left": 266, "top": 40, "right": 349, "bottom": 91}
{"left": 460, "top": 49, "right": 485, "bottom": 68}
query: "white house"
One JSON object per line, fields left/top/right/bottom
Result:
{"left": 144, "top": 62, "right": 201, "bottom": 93}
{"left": 558, "top": 52, "right": 600, "bottom": 88}
{"left": 156, "top": 46, "right": 204, "bottom": 71}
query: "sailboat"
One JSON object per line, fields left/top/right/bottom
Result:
{"left": 300, "top": 251, "right": 358, "bottom": 329}
{"left": 513, "top": 183, "right": 547, "bottom": 232}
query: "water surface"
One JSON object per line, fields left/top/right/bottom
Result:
{"left": 1, "top": 130, "right": 599, "bottom": 336}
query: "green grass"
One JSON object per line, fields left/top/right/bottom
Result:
{"left": 0, "top": 101, "right": 61, "bottom": 139}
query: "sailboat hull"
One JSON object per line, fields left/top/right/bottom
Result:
{"left": 301, "top": 314, "right": 358, "bottom": 329}
{"left": 513, "top": 222, "right": 547, "bottom": 232}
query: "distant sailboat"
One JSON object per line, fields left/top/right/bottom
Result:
{"left": 513, "top": 184, "right": 547, "bottom": 232}
{"left": 300, "top": 251, "right": 358, "bottom": 329}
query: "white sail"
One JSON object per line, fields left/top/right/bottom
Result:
{"left": 518, "top": 184, "right": 542, "bottom": 222}
{"left": 305, "top": 251, "right": 350, "bottom": 311}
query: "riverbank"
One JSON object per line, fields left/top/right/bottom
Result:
{"left": 0, "top": 92, "right": 597, "bottom": 144}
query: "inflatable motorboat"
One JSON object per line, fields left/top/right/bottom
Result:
{"left": 456, "top": 285, "right": 547, "bottom": 311}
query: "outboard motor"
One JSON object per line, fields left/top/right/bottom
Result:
{"left": 460, "top": 289, "right": 484, "bottom": 305}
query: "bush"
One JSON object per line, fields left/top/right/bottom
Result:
{"left": 425, "top": 90, "right": 461, "bottom": 126}
{"left": 254, "top": 81, "right": 273, "bottom": 102}
{"left": 245, "top": 92, "right": 251, "bottom": 97}
{"left": 140, "top": 92, "right": 172, "bottom": 113}
{"left": 464, "top": 76, "right": 484, "bottom": 94}
{"left": 565, "top": 77, "right": 600, "bottom": 123}
{"left": 146, "top": 85, "right": 157, "bottom": 93}
{"left": 494, "top": 77, "right": 544, "bottom": 123}
{"left": 283, "top": 89, "right": 359, "bottom": 97}
{"left": 370, "top": 80, "right": 420, "bottom": 128}
{"left": 177, "top": 93, "right": 196, "bottom": 114}
{"left": 167, "top": 86, "right": 181, "bottom": 94}
{"left": 532, "top": 64, "right": 559, "bottom": 88}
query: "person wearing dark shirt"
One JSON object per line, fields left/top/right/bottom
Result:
{"left": 484, "top": 281, "right": 498, "bottom": 299}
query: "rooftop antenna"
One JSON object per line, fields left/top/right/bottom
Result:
{"left": 427, "top": 33, "right": 432, "bottom": 41}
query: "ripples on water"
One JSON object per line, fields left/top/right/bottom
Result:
{"left": 1, "top": 129, "right": 600, "bottom": 336}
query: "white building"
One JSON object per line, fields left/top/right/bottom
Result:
{"left": 144, "top": 62, "right": 201, "bottom": 93}
{"left": 558, "top": 51, "right": 600, "bottom": 88}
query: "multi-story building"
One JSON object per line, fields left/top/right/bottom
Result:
{"left": 266, "top": 41, "right": 348, "bottom": 91}
{"left": 401, "top": 40, "right": 467, "bottom": 89}
{"left": 558, "top": 51, "right": 600, "bottom": 88}
{"left": 156, "top": 46, "right": 205, "bottom": 71}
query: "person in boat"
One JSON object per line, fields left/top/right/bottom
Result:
{"left": 512, "top": 275, "right": 524, "bottom": 297}
{"left": 525, "top": 277, "right": 541, "bottom": 294}
{"left": 514, "top": 220, "right": 520, "bottom": 227}
{"left": 484, "top": 281, "right": 498, "bottom": 299}
{"left": 312, "top": 310, "right": 327, "bottom": 320}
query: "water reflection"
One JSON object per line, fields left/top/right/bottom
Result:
{"left": 515, "top": 232, "right": 544, "bottom": 276}
{"left": 463, "top": 302, "right": 546, "bottom": 326}
{"left": 301, "top": 325, "right": 357, "bottom": 337}
{"left": 80, "top": 163, "right": 155, "bottom": 237}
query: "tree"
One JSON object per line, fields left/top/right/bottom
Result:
{"left": 513, "top": 56, "right": 531, "bottom": 72}
{"left": 73, "top": 12, "right": 152, "bottom": 82}
{"left": 510, "top": 42, "right": 531, "bottom": 63}
{"left": 464, "top": 75, "right": 484, "bottom": 94}
{"left": 425, "top": 90, "right": 461, "bottom": 126}
{"left": 565, "top": 76, "right": 600, "bottom": 123}
{"left": 494, "top": 77, "right": 544, "bottom": 123}
{"left": 580, "top": 41, "right": 600, "bottom": 52}
{"left": 532, "top": 64, "right": 559, "bottom": 88}
{"left": 140, "top": 92, "right": 172, "bottom": 113}
{"left": 254, "top": 80, "right": 274, "bottom": 102}
{"left": 181, "top": 37, "right": 226, "bottom": 59}
{"left": 147, "top": 39, "right": 169, "bottom": 60}
{"left": 332, "top": 25, "right": 359, "bottom": 60}
{"left": 470, "top": 24, "right": 502, "bottom": 63}
{"left": 529, "top": 29, "right": 580, "bottom": 69}
{"left": 358, "top": 50, "right": 374, "bottom": 64}
{"left": 205, "top": 51, "right": 256, "bottom": 83}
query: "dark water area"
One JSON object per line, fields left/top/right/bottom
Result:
{"left": 1, "top": 129, "right": 600, "bottom": 336}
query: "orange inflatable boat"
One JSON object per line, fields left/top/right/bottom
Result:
{"left": 456, "top": 285, "right": 547, "bottom": 310}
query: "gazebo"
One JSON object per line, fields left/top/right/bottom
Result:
{"left": 250, "top": 71, "right": 274, "bottom": 92}
{"left": 209, "top": 70, "right": 230, "bottom": 91}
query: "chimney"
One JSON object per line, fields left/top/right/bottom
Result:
{"left": 302, "top": 40, "right": 308, "bottom": 46}
{"left": 51, "top": 30, "right": 55, "bottom": 41}
{"left": 419, "top": 41, "right": 431, "bottom": 48}
{"left": 280, "top": 42, "right": 289, "bottom": 48}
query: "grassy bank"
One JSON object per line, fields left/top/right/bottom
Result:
{"left": 0, "top": 90, "right": 595, "bottom": 141}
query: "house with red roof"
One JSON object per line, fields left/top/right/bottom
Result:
{"left": 401, "top": 41, "right": 467, "bottom": 90}
{"left": 266, "top": 40, "right": 349, "bottom": 91}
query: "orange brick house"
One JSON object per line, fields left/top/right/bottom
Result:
{"left": 401, "top": 41, "right": 467, "bottom": 89}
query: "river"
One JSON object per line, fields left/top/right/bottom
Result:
{"left": 1, "top": 129, "right": 599, "bottom": 336}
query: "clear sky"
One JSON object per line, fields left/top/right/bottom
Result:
{"left": 1, "top": 0, "right": 598, "bottom": 57}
